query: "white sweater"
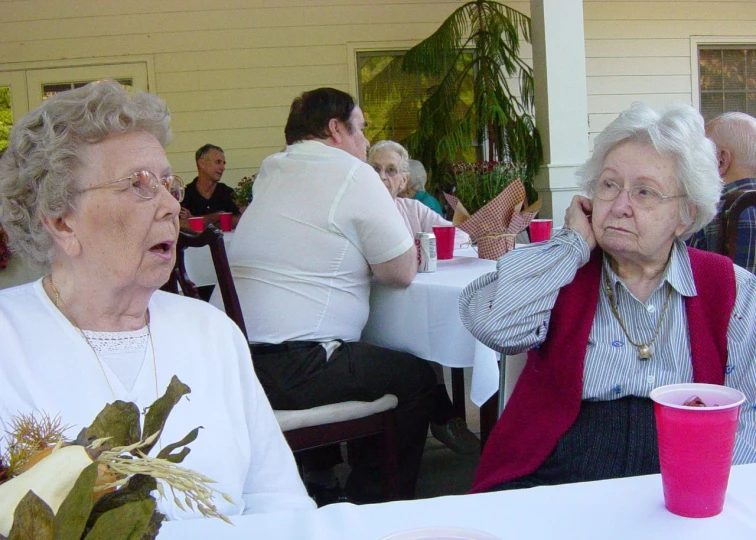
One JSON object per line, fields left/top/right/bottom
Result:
{"left": 0, "top": 280, "right": 315, "bottom": 519}
{"left": 394, "top": 197, "right": 470, "bottom": 248}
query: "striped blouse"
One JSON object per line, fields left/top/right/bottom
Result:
{"left": 460, "top": 228, "right": 756, "bottom": 464}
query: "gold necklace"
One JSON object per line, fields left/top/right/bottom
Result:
{"left": 603, "top": 269, "right": 673, "bottom": 361}
{"left": 47, "top": 275, "right": 158, "bottom": 401}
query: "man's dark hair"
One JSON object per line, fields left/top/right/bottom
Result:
{"left": 284, "top": 88, "right": 356, "bottom": 145}
{"left": 195, "top": 143, "right": 224, "bottom": 162}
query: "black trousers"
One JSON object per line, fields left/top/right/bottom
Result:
{"left": 252, "top": 341, "right": 436, "bottom": 500}
{"left": 491, "top": 396, "right": 660, "bottom": 491}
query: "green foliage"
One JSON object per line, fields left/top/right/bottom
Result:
{"left": 400, "top": 1, "right": 542, "bottom": 196}
{"left": 451, "top": 161, "right": 528, "bottom": 214}
{"left": 0, "top": 87, "right": 12, "bottom": 154}
{"left": 232, "top": 176, "right": 255, "bottom": 208}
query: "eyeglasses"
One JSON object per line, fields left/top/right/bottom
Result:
{"left": 591, "top": 179, "right": 685, "bottom": 209}
{"left": 80, "top": 170, "right": 185, "bottom": 202}
{"left": 372, "top": 165, "right": 401, "bottom": 177}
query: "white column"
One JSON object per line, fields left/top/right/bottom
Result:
{"left": 530, "top": 0, "right": 589, "bottom": 227}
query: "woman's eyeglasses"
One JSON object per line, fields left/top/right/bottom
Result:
{"left": 591, "top": 178, "right": 685, "bottom": 209}
{"left": 80, "top": 170, "right": 185, "bottom": 202}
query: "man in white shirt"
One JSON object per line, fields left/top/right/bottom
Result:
{"left": 227, "top": 88, "right": 436, "bottom": 504}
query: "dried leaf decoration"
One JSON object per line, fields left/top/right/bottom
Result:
{"left": 7, "top": 491, "right": 54, "bottom": 540}
{"left": 0, "top": 376, "right": 231, "bottom": 539}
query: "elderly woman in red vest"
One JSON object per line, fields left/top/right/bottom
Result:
{"left": 461, "top": 102, "right": 756, "bottom": 492}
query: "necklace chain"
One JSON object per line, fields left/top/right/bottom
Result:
{"left": 603, "top": 269, "right": 673, "bottom": 362}
{"left": 47, "top": 275, "right": 158, "bottom": 401}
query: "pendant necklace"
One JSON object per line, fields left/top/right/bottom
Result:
{"left": 47, "top": 275, "right": 159, "bottom": 401}
{"left": 603, "top": 269, "right": 673, "bottom": 362}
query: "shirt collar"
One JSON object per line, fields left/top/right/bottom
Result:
{"left": 601, "top": 238, "right": 695, "bottom": 298}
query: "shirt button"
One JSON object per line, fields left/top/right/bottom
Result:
{"left": 647, "top": 305, "right": 656, "bottom": 313}
{"left": 647, "top": 375, "right": 655, "bottom": 385}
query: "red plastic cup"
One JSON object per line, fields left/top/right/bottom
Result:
{"left": 529, "top": 219, "right": 552, "bottom": 243}
{"left": 650, "top": 383, "right": 745, "bottom": 518}
{"left": 219, "top": 212, "right": 233, "bottom": 232}
{"left": 188, "top": 216, "right": 204, "bottom": 232}
{"left": 432, "top": 226, "right": 455, "bottom": 260}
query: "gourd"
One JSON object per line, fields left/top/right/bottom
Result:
{"left": 0, "top": 445, "right": 93, "bottom": 536}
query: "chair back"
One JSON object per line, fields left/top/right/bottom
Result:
{"left": 717, "top": 189, "right": 756, "bottom": 263}
{"left": 162, "top": 225, "right": 248, "bottom": 340}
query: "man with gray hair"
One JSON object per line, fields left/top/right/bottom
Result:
{"left": 688, "top": 112, "right": 756, "bottom": 274}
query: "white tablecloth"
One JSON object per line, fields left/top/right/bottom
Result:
{"left": 182, "top": 231, "right": 235, "bottom": 287}
{"left": 362, "top": 249, "right": 499, "bottom": 406}
{"left": 158, "top": 463, "right": 756, "bottom": 539}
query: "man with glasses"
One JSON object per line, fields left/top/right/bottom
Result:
{"left": 180, "top": 144, "right": 241, "bottom": 230}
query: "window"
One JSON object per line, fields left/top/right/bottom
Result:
{"left": 41, "top": 78, "right": 133, "bottom": 101}
{"left": 699, "top": 46, "right": 756, "bottom": 121}
{"left": 356, "top": 50, "right": 476, "bottom": 161}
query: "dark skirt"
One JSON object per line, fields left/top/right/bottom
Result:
{"left": 490, "top": 396, "right": 660, "bottom": 491}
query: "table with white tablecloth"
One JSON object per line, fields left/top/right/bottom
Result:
{"left": 158, "top": 463, "right": 756, "bottom": 539}
{"left": 362, "top": 250, "right": 499, "bottom": 407}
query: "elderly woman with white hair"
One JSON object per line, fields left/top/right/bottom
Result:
{"left": 401, "top": 159, "right": 444, "bottom": 216}
{"left": 367, "top": 139, "right": 479, "bottom": 455}
{"left": 0, "top": 81, "right": 314, "bottom": 517}
{"left": 461, "top": 102, "right": 756, "bottom": 492}
{"left": 368, "top": 140, "right": 468, "bottom": 248}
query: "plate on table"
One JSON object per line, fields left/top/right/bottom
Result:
{"left": 380, "top": 527, "right": 500, "bottom": 540}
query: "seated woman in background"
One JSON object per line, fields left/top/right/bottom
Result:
{"left": 0, "top": 80, "right": 315, "bottom": 517}
{"left": 401, "top": 159, "right": 444, "bottom": 216}
{"left": 368, "top": 141, "right": 468, "bottom": 249}
{"left": 367, "top": 140, "right": 479, "bottom": 456}
{"left": 461, "top": 102, "right": 756, "bottom": 492}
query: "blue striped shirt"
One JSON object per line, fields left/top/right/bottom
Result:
{"left": 460, "top": 228, "right": 756, "bottom": 464}
{"left": 687, "top": 177, "right": 756, "bottom": 275}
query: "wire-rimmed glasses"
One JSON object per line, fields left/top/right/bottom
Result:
{"left": 80, "top": 170, "right": 185, "bottom": 202}
{"left": 591, "top": 178, "right": 685, "bottom": 209}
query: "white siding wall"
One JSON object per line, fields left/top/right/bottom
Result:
{"left": 583, "top": 0, "right": 756, "bottom": 144}
{"left": 1, "top": 0, "right": 755, "bottom": 175}
{"left": 0, "top": 0, "right": 467, "bottom": 184}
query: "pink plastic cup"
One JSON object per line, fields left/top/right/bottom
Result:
{"left": 650, "top": 383, "right": 745, "bottom": 518}
{"left": 529, "top": 219, "right": 552, "bottom": 243}
{"left": 219, "top": 212, "right": 233, "bottom": 232}
{"left": 188, "top": 216, "right": 204, "bottom": 232}
{"left": 432, "top": 226, "right": 455, "bottom": 260}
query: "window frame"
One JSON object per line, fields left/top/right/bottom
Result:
{"left": 690, "top": 36, "right": 756, "bottom": 115}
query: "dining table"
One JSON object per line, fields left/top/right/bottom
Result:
{"left": 158, "top": 463, "right": 756, "bottom": 539}
{"left": 361, "top": 246, "right": 505, "bottom": 439}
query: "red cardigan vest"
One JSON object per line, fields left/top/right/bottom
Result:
{"left": 471, "top": 247, "right": 736, "bottom": 493}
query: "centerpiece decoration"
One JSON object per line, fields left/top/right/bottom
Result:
{"left": 0, "top": 376, "right": 230, "bottom": 539}
{"left": 445, "top": 161, "right": 540, "bottom": 260}
{"left": 232, "top": 175, "right": 256, "bottom": 211}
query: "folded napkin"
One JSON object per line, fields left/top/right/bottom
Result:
{"left": 445, "top": 180, "right": 541, "bottom": 260}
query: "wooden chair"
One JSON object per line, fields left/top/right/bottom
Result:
{"left": 717, "top": 189, "right": 756, "bottom": 263}
{"left": 162, "top": 225, "right": 400, "bottom": 501}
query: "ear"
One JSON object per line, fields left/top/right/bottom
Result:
{"left": 717, "top": 148, "right": 732, "bottom": 177}
{"left": 675, "top": 202, "right": 697, "bottom": 238}
{"left": 400, "top": 173, "right": 409, "bottom": 193}
{"left": 41, "top": 214, "right": 83, "bottom": 258}
{"left": 326, "top": 118, "right": 343, "bottom": 144}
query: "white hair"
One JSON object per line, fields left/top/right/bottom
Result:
{"left": 408, "top": 160, "right": 428, "bottom": 191}
{"left": 706, "top": 112, "right": 756, "bottom": 171}
{"left": 367, "top": 140, "right": 410, "bottom": 173}
{"left": 575, "top": 102, "right": 721, "bottom": 239}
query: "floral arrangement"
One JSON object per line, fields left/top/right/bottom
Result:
{"left": 450, "top": 161, "right": 530, "bottom": 215}
{"left": 0, "top": 377, "right": 230, "bottom": 539}
{"left": 232, "top": 175, "right": 256, "bottom": 209}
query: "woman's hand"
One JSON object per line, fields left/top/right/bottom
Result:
{"left": 564, "top": 195, "right": 596, "bottom": 250}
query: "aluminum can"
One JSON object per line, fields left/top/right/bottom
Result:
{"left": 415, "top": 232, "right": 437, "bottom": 273}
